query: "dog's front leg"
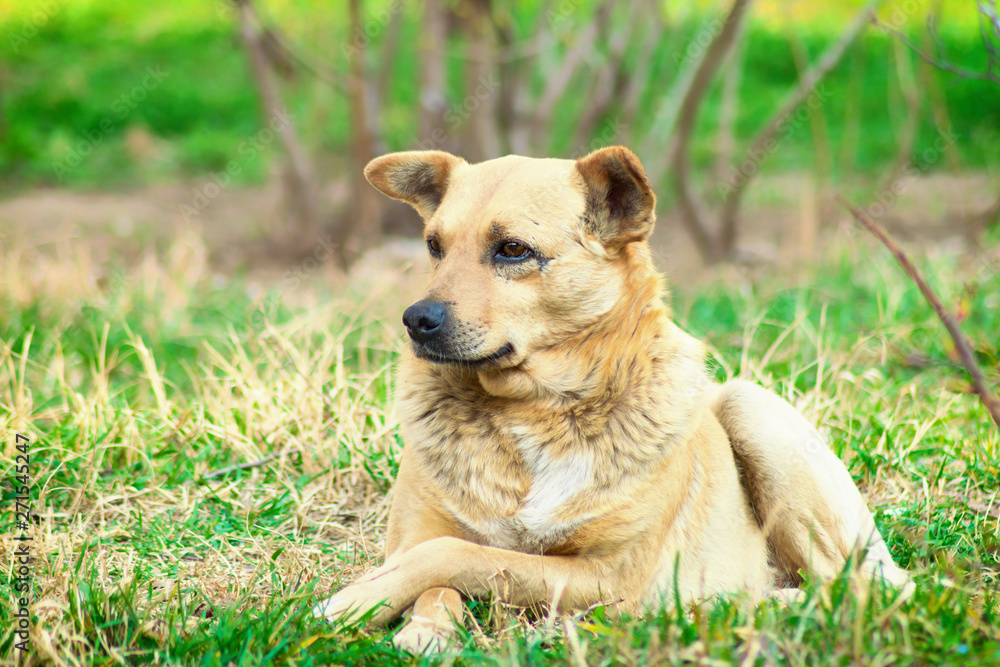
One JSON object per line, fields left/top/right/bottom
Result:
{"left": 314, "top": 536, "right": 628, "bottom": 627}
{"left": 392, "top": 587, "right": 464, "bottom": 654}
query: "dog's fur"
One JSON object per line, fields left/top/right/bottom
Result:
{"left": 314, "top": 146, "right": 909, "bottom": 653}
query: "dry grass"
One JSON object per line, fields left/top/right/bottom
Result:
{"left": 0, "top": 231, "right": 428, "bottom": 664}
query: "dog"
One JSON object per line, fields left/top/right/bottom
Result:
{"left": 314, "top": 146, "right": 910, "bottom": 653}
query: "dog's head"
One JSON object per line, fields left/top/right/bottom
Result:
{"left": 364, "top": 146, "right": 657, "bottom": 372}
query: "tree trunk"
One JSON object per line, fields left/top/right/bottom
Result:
{"left": 343, "top": 0, "right": 382, "bottom": 264}
{"left": 236, "top": 0, "right": 321, "bottom": 246}
{"left": 712, "top": 21, "right": 745, "bottom": 184}
{"left": 668, "top": 0, "right": 754, "bottom": 263}
{"left": 879, "top": 38, "right": 920, "bottom": 192}
{"left": 418, "top": 0, "right": 449, "bottom": 150}
{"left": 461, "top": 0, "right": 500, "bottom": 163}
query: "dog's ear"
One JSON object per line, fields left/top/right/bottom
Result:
{"left": 364, "top": 151, "right": 466, "bottom": 220}
{"left": 575, "top": 146, "right": 656, "bottom": 247}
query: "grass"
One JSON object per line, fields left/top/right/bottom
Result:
{"left": 1, "top": 226, "right": 999, "bottom": 665}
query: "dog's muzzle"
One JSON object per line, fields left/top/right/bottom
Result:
{"left": 403, "top": 300, "right": 448, "bottom": 344}
{"left": 403, "top": 300, "right": 514, "bottom": 366}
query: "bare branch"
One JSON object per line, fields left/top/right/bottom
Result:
{"left": 203, "top": 448, "right": 300, "bottom": 480}
{"left": 668, "top": 0, "right": 754, "bottom": 263}
{"left": 872, "top": 4, "right": 1000, "bottom": 86}
{"left": 837, "top": 194, "right": 1000, "bottom": 430}
{"left": 260, "top": 22, "right": 347, "bottom": 91}
{"left": 979, "top": 0, "right": 1000, "bottom": 79}
{"left": 529, "top": 1, "right": 612, "bottom": 152}
{"left": 571, "top": 5, "right": 638, "bottom": 150}
{"left": 717, "top": 0, "right": 883, "bottom": 257}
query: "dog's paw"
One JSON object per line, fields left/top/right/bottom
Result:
{"left": 311, "top": 595, "right": 351, "bottom": 621}
{"left": 312, "top": 584, "right": 392, "bottom": 625}
{"left": 392, "top": 619, "right": 457, "bottom": 654}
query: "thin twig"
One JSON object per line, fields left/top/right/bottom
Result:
{"left": 836, "top": 194, "right": 1000, "bottom": 430}
{"left": 240, "top": 1, "right": 348, "bottom": 91}
{"left": 202, "top": 448, "right": 300, "bottom": 480}
{"left": 872, "top": 9, "right": 1000, "bottom": 86}
{"left": 262, "top": 22, "right": 347, "bottom": 91}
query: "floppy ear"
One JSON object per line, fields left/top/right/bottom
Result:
{"left": 575, "top": 146, "right": 656, "bottom": 247}
{"left": 364, "top": 151, "right": 466, "bottom": 220}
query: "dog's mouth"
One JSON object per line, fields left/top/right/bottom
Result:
{"left": 413, "top": 342, "right": 515, "bottom": 368}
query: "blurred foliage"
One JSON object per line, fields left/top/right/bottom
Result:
{"left": 0, "top": 0, "right": 998, "bottom": 192}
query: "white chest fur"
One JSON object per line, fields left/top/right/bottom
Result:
{"left": 454, "top": 427, "right": 595, "bottom": 552}
{"left": 515, "top": 428, "right": 593, "bottom": 535}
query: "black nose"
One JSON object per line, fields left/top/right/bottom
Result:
{"left": 402, "top": 300, "right": 448, "bottom": 343}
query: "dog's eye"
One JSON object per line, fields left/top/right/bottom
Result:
{"left": 427, "top": 238, "right": 441, "bottom": 256}
{"left": 498, "top": 242, "right": 530, "bottom": 259}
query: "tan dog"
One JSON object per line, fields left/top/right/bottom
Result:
{"left": 314, "top": 146, "right": 909, "bottom": 653}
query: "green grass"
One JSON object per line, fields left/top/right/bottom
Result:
{"left": 1, "top": 1, "right": 998, "bottom": 193}
{"left": 1, "top": 228, "right": 999, "bottom": 664}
